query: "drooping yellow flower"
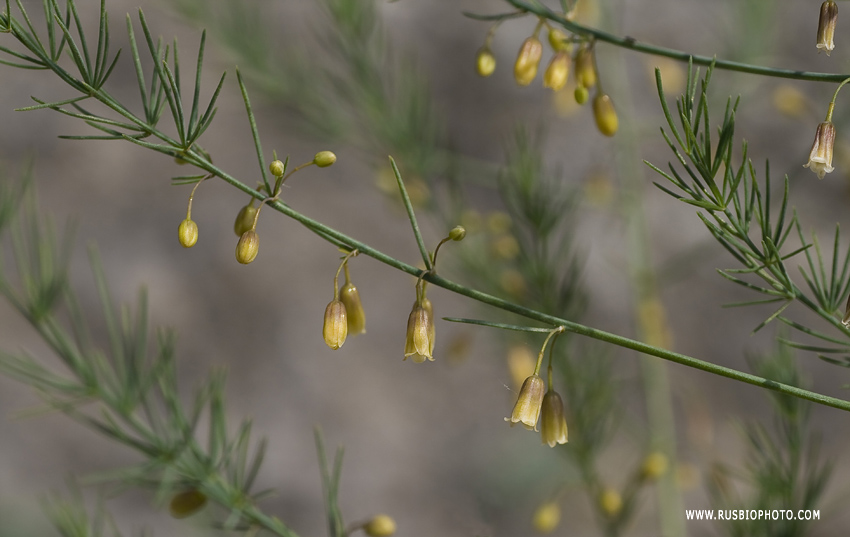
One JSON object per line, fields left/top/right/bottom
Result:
{"left": 506, "top": 374, "right": 545, "bottom": 430}
{"left": 177, "top": 218, "right": 198, "bottom": 248}
{"left": 539, "top": 390, "right": 568, "bottom": 446}
{"left": 404, "top": 298, "right": 435, "bottom": 363}
{"left": 323, "top": 299, "right": 347, "bottom": 350}
{"left": 543, "top": 51, "right": 570, "bottom": 91}
{"left": 593, "top": 93, "right": 619, "bottom": 137}
{"left": 803, "top": 121, "right": 836, "bottom": 179}
{"left": 514, "top": 36, "right": 543, "bottom": 86}
{"left": 817, "top": 1, "right": 838, "bottom": 56}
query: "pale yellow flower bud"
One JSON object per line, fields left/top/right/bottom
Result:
{"left": 364, "top": 515, "right": 397, "bottom": 537}
{"left": 169, "top": 489, "right": 207, "bottom": 518}
{"left": 547, "top": 28, "right": 570, "bottom": 52}
{"left": 575, "top": 45, "right": 597, "bottom": 89}
{"left": 449, "top": 225, "right": 467, "bottom": 241}
{"left": 817, "top": 1, "right": 838, "bottom": 56}
{"left": 803, "top": 121, "right": 836, "bottom": 179}
{"left": 236, "top": 229, "right": 260, "bottom": 264}
{"left": 593, "top": 93, "right": 619, "bottom": 137}
{"left": 506, "top": 374, "right": 545, "bottom": 430}
{"left": 178, "top": 218, "right": 198, "bottom": 248}
{"left": 314, "top": 151, "right": 337, "bottom": 168}
{"left": 233, "top": 202, "right": 258, "bottom": 237}
{"left": 404, "top": 298, "right": 435, "bottom": 363}
{"left": 340, "top": 281, "right": 366, "bottom": 335}
{"left": 476, "top": 47, "right": 496, "bottom": 77}
{"left": 543, "top": 51, "right": 570, "bottom": 91}
{"left": 539, "top": 390, "right": 568, "bottom": 446}
{"left": 269, "top": 159, "right": 285, "bottom": 177}
{"left": 514, "top": 36, "right": 543, "bottom": 86}
{"left": 323, "top": 299, "right": 348, "bottom": 350}
{"left": 532, "top": 501, "right": 561, "bottom": 534}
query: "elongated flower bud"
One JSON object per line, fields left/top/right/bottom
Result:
{"left": 236, "top": 229, "right": 260, "bottom": 264}
{"left": 169, "top": 489, "right": 207, "bottom": 518}
{"left": 593, "top": 93, "right": 618, "bottom": 137}
{"left": 340, "top": 281, "right": 366, "bottom": 334}
{"left": 817, "top": 1, "right": 838, "bottom": 56}
{"left": 543, "top": 51, "right": 570, "bottom": 91}
{"left": 178, "top": 218, "right": 198, "bottom": 248}
{"left": 476, "top": 47, "right": 496, "bottom": 77}
{"left": 314, "top": 151, "right": 337, "bottom": 167}
{"left": 323, "top": 299, "right": 348, "bottom": 350}
{"left": 404, "top": 298, "right": 435, "bottom": 363}
{"left": 575, "top": 45, "right": 597, "bottom": 89}
{"left": 505, "top": 374, "right": 545, "bottom": 430}
{"left": 514, "top": 36, "right": 543, "bottom": 86}
{"left": 233, "top": 203, "right": 258, "bottom": 237}
{"left": 803, "top": 121, "right": 836, "bottom": 179}
{"left": 539, "top": 390, "right": 568, "bottom": 446}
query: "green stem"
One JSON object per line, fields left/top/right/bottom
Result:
{"left": 176, "top": 154, "right": 850, "bottom": 413}
{"left": 503, "top": 0, "right": 850, "bottom": 82}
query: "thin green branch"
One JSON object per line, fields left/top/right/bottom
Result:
{"left": 502, "top": 0, "right": 850, "bottom": 82}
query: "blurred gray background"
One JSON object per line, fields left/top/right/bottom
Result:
{"left": 2, "top": 0, "right": 850, "bottom": 535}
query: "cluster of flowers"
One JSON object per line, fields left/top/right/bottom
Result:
{"left": 805, "top": 2, "right": 840, "bottom": 180}
{"left": 476, "top": 21, "right": 618, "bottom": 137}
{"left": 505, "top": 329, "right": 569, "bottom": 447}
{"left": 177, "top": 151, "right": 338, "bottom": 262}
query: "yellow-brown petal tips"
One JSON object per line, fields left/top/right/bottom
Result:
{"left": 269, "top": 159, "right": 285, "bottom": 177}
{"left": 640, "top": 451, "right": 669, "bottom": 480}
{"left": 476, "top": 47, "right": 496, "bottom": 77}
{"left": 593, "top": 93, "right": 619, "bottom": 137}
{"left": 178, "top": 218, "right": 198, "bottom": 248}
{"left": 235, "top": 230, "right": 260, "bottom": 264}
{"left": 363, "top": 515, "right": 397, "bottom": 537}
{"left": 323, "top": 299, "right": 348, "bottom": 350}
{"left": 532, "top": 501, "right": 561, "bottom": 534}
{"left": 169, "top": 489, "right": 207, "bottom": 518}
{"left": 340, "top": 281, "right": 366, "bottom": 335}
{"left": 514, "top": 36, "right": 544, "bottom": 86}
{"left": 803, "top": 121, "right": 836, "bottom": 179}
{"left": 575, "top": 45, "right": 597, "bottom": 89}
{"left": 543, "top": 51, "right": 570, "bottom": 91}
{"left": 505, "top": 374, "right": 545, "bottom": 430}
{"left": 313, "top": 151, "right": 337, "bottom": 168}
{"left": 404, "top": 300, "right": 435, "bottom": 363}
{"left": 448, "top": 225, "right": 467, "bottom": 241}
{"left": 817, "top": 1, "right": 838, "bottom": 56}
{"left": 539, "top": 390, "right": 568, "bottom": 446}
{"left": 233, "top": 202, "right": 258, "bottom": 237}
